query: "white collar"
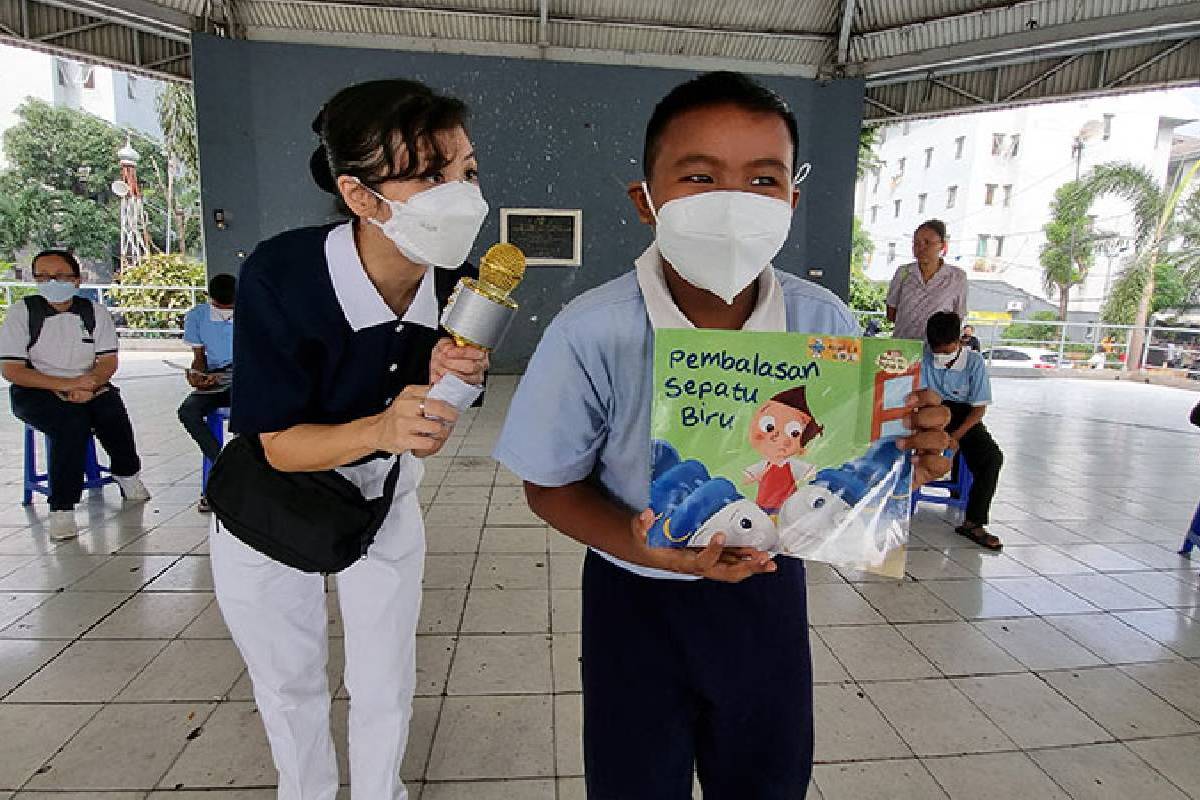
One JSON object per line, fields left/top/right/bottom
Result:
{"left": 928, "top": 345, "right": 971, "bottom": 372}
{"left": 325, "top": 221, "right": 439, "bottom": 332}
{"left": 633, "top": 243, "right": 787, "bottom": 332}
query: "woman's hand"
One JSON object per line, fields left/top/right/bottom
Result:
{"left": 370, "top": 385, "right": 459, "bottom": 457}
{"left": 430, "top": 337, "right": 488, "bottom": 385}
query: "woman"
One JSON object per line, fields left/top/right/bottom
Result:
{"left": 210, "top": 79, "right": 488, "bottom": 800}
{"left": 885, "top": 218, "right": 968, "bottom": 341}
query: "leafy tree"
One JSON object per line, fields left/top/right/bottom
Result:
{"left": 848, "top": 216, "right": 887, "bottom": 314}
{"left": 155, "top": 83, "right": 202, "bottom": 255}
{"left": 0, "top": 98, "right": 175, "bottom": 270}
{"left": 1001, "top": 310, "right": 1060, "bottom": 343}
{"left": 108, "top": 253, "right": 205, "bottom": 331}
{"left": 1040, "top": 181, "right": 1098, "bottom": 320}
{"left": 857, "top": 126, "right": 881, "bottom": 179}
{"left": 1080, "top": 160, "right": 1200, "bottom": 370}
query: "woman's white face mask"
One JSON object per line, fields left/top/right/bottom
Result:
{"left": 360, "top": 179, "right": 489, "bottom": 269}
{"left": 642, "top": 183, "right": 794, "bottom": 305}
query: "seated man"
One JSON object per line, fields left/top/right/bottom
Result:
{"left": 177, "top": 274, "right": 236, "bottom": 513}
{"left": 0, "top": 249, "right": 150, "bottom": 540}
{"left": 960, "top": 324, "right": 982, "bottom": 352}
{"left": 923, "top": 311, "right": 1004, "bottom": 550}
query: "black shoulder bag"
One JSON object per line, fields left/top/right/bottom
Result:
{"left": 206, "top": 434, "right": 402, "bottom": 573}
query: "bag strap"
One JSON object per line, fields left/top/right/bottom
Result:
{"left": 70, "top": 296, "right": 96, "bottom": 336}
{"left": 23, "top": 294, "right": 96, "bottom": 353}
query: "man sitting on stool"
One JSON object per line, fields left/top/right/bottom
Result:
{"left": 923, "top": 311, "right": 1004, "bottom": 550}
{"left": 0, "top": 249, "right": 150, "bottom": 540}
{"left": 178, "top": 274, "right": 235, "bottom": 513}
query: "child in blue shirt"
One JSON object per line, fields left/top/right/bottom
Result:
{"left": 494, "top": 71, "right": 951, "bottom": 799}
{"left": 922, "top": 311, "right": 1004, "bottom": 550}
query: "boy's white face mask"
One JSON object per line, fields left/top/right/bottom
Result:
{"left": 360, "top": 179, "right": 489, "bottom": 269}
{"left": 932, "top": 348, "right": 962, "bottom": 369}
{"left": 642, "top": 183, "right": 793, "bottom": 305}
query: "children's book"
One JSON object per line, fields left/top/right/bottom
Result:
{"left": 649, "top": 329, "right": 924, "bottom": 578}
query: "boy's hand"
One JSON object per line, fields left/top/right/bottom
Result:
{"left": 629, "top": 509, "right": 777, "bottom": 583}
{"left": 430, "top": 338, "right": 488, "bottom": 385}
{"left": 897, "top": 389, "right": 953, "bottom": 488}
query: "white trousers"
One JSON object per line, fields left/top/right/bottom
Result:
{"left": 210, "top": 485, "right": 425, "bottom": 800}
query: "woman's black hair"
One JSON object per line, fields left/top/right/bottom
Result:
{"left": 309, "top": 79, "right": 470, "bottom": 196}
{"left": 643, "top": 71, "right": 799, "bottom": 178}
{"left": 917, "top": 218, "right": 948, "bottom": 241}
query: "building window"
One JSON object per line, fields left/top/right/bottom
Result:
{"left": 955, "top": 136, "right": 966, "bottom": 159}
{"left": 872, "top": 165, "right": 883, "bottom": 194}
{"left": 887, "top": 242, "right": 897, "bottom": 264}
{"left": 879, "top": 127, "right": 888, "bottom": 144}
{"left": 1002, "top": 184, "right": 1013, "bottom": 207}
{"left": 977, "top": 235, "right": 990, "bottom": 257}
{"left": 1103, "top": 113, "right": 1114, "bottom": 140}
{"left": 1009, "top": 134, "right": 1021, "bottom": 157}
{"left": 992, "top": 133, "right": 1006, "bottom": 156}
{"left": 894, "top": 199, "right": 902, "bottom": 218}
{"left": 127, "top": 76, "right": 138, "bottom": 100}
{"left": 897, "top": 157, "right": 906, "bottom": 174}
{"left": 924, "top": 147, "right": 934, "bottom": 168}
{"left": 984, "top": 184, "right": 997, "bottom": 205}
{"left": 903, "top": 121, "right": 911, "bottom": 135}
{"left": 995, "top": 236, "right": 1005, "bottom": 257}
{"left": 918, "top": 193, "right": 927, "bottom": 213}
{"left": 947, "top": 186, "right": 958, "bottom": 208}
{"left": 870, "top": 205, "right": 879, "bottom": 223}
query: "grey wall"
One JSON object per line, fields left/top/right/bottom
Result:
{"left": 192, "top": 34, "right": 865, "bottom": 372}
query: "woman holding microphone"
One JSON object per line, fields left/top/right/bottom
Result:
{"left": 210, "top": 79, "right": 488, "bottom": 800}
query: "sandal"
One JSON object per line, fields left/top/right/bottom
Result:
{"left": 955, "top": 522, "right": 1002, "bottom": 551}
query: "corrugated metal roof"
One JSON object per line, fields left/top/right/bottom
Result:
{"left": 3, "top": 0, "right": 1198, "bottom": 114}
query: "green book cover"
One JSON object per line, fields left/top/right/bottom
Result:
{"left": 648, "top": 329, "right": 925, "bottom": 577}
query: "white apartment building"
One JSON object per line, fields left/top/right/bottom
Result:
{"left": 858, "top": 89, "right": 1200, "bottom": 314}
{"left": 0, "top": 43, "right": 163, "bottom": 169}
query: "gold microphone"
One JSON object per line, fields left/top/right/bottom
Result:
{"left": 441, "top": 243, "right": 526, "bottom": 351}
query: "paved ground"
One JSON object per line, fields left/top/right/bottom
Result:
{"left": 1, "top": 355, "right": 1199, "bottom": 799}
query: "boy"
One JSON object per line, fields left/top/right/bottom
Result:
{"left": 494, "top": 72, "right": 950, "bottom": 798}
{"left": 923, "top": 311, "right": 1004, "bottom": 550}
{"left": 178, "top": 273, "right": 236, "bottom": 512}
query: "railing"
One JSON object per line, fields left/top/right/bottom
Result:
{"left": 1, "top": 281, "right": 203, "bottom": 337}
{"left": 2, "top": 282, "right": 1195, "bottom": 373}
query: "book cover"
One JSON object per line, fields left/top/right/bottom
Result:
{"left": 648, "top": 329, "right": 924, "bottom": 577}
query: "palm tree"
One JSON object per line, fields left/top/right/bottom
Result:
{"left": 1080, "top": 160, "right": 1200, "bottom": 371}
{"left": 1040, "top": 181, "right": 1097, "bottom": 320}
{"left": 155, "top": 84, "right": 199, "bottom": 255}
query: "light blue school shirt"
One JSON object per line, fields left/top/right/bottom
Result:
{"left": 182, "top": 303, "right": 234, "bottom": 369}
{"left": 493, "top": 266, "right": 859, "bottom": 579}
{"left": 920, "top": 347, "right": 992, "bottom": 406}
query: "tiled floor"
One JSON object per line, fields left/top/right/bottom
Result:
{"left": 1, "top": 359, "right": 1199, "bottom": 799}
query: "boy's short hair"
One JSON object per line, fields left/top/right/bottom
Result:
{"left": 927, "top": 311, "right": 963, "bottom": 347}
{"left": 768, "top": 386, "right": 824, "bottom": 445}
{"left": 208, "top": 274, "right": 237, "bottom": 305}
{"left": 643, "top": 71, "right": 799, "bottom": 178}
{"left": 32, "top": 248, "right": 82, "bottom": 278}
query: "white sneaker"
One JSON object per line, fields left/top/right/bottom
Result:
{"left": 114, "top": 474, "right": 151, "bottom": 503}
{"left": 48, "top": 510, "right": 79, "bottom": 541}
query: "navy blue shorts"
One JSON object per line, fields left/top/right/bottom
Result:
{"left": 581, "top": 549, "right": 815, "bottom": 799}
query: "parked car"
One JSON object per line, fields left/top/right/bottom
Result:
{"left": 981, "top": 346, "right": 1064, "bottom": 369}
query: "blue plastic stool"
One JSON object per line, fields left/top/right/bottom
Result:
{"left": 200, "top": 407, "right": 231, "bottom": 492}
{"left": 1181, "top": 501, "right": 1200, "bottom": 557}
{"left": 911, "top": 453, "right": 973, "bottom": 515}
{"left": 22, "top": 425, "right": 115, "bottom": 506}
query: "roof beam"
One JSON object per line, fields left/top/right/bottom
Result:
{"left": 1104, "top": 38, "right": 1194, "bottom": 88}
{"left": 835, "top": 0, "right": 855, "bottom": 66}
{"left": 37, "top": 19, "right": 112, "bottom": 42}
{"left": 32, "top": 0, "right": 193, "bottom": 41}
{"left": 1002, "top": 54, "right": 1082, "bottom": 102}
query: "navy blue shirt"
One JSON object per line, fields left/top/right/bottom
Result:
{"left": 230, "top": 222, "right": 475, "bottom": 436}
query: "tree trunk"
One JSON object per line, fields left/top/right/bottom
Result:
{"left": 1125, "top": 259, "right": 1156, "bottom": 372}
{"left": 1058, "top": 284, "right": 1069, "bottom": 321}
{"left": 164, "top": 161, "right": 174, "bottom": 256}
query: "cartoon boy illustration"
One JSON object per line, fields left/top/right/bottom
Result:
{"left": 744, "top": 386, "right": 824, "bottom": 514}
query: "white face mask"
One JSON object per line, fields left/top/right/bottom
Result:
{"left": 210, "top": 306, "right": 234, "bottom": 322}
{"left": 37, "top": 280, "right": 78, "bottom": 304}
{"left": 642, "top": 184, "right": 793, "bottom": 304}
{"left": 361, "top": 180, "right": 489, "bottom": 269}
{"left": 932, "top": 348, "right": 962, "bottom": 369}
